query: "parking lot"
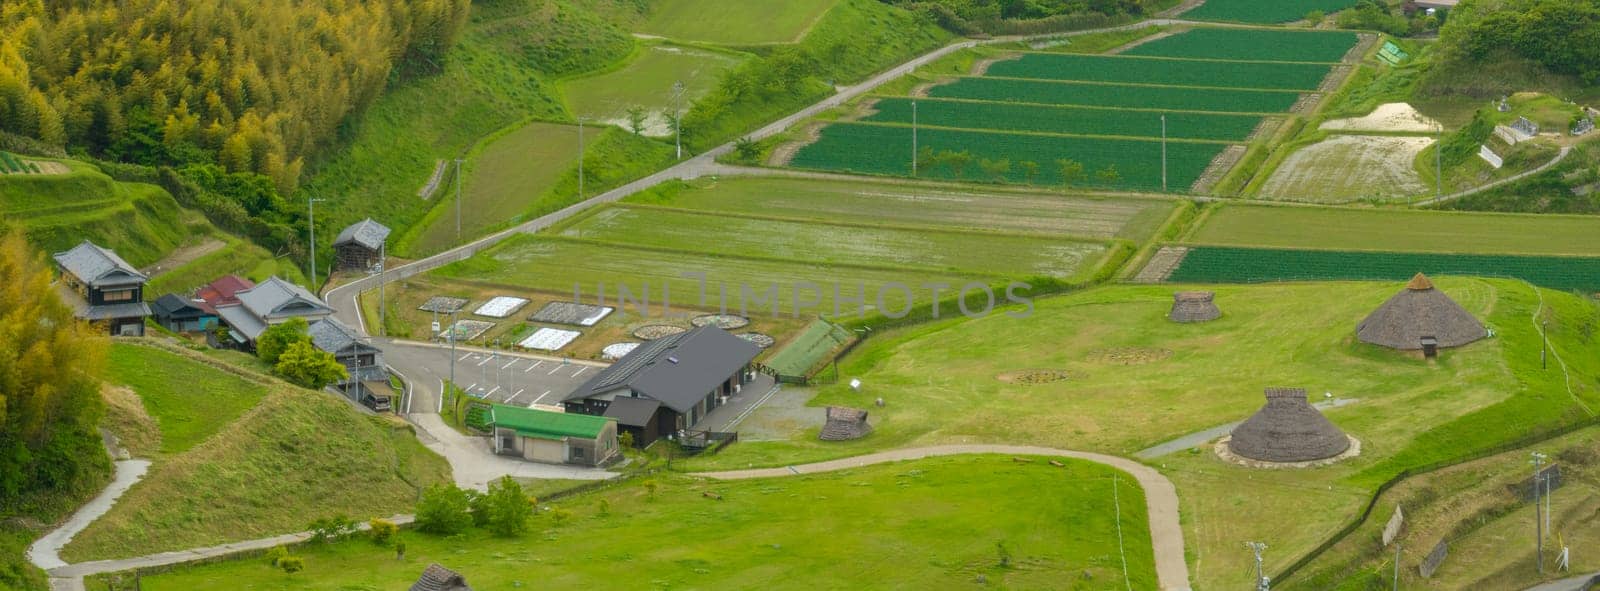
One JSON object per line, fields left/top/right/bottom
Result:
{"left": 381, "top": 340, "right": 601, "bottom": 412}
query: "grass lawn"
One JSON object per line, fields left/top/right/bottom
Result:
{"left": 563, "top": 44, "right": 744, "bottom": 135}
{"left": 137, "top": 455, "right": 1155, "bottom": 590}
{"left": 676, "top": 279, "right": 1599, "bottom": 589}
{"left": 62, "top": 345, "right": 451, "bottom": 562}
{"left": 639, "top": 0, "right": 839, "bottom": 45}
{"left": 628, "top": 177, "right": 1179, "bottom": 242}
{"left": 103, "top": 343, "right": 270, "bottom": 454}
{"left": 1025, "top": 25, "right": 1167, "bottom": 54}
{"left": 1187, "top": 203, "right": 1600, "bottom": 256}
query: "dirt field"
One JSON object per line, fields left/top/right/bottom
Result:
{"left": 1319, "top": 102, "right": 1443, "bottom": 133}
{"left": 1260, "top": 135, "right": 1434, "bottom": 202}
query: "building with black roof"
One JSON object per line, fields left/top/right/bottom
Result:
{"left": 150, "top": 293, "right": 218, "bottom": 333}
{"left": 307, "top": 317, "right": 392, "bottom": 411}
{"left": 562, "top": 326, "right": 761, "bottom": 446}
{"left": 333, "top": 218, "right": 390, "bottom": 272}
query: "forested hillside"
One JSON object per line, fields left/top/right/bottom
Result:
{"left": 1424, "top": 0, "right": 1600, "bottom": 96}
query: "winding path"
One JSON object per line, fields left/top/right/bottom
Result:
{"left": 26, "top": 460, "right": 150, "bottom": 571}
{"left": 699, "top": 445, "right": 1191, "bottom": 591}
{"left": 1414, "top": 146, "right": 1573, "bottom": 206}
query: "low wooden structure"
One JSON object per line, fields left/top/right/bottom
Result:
{"left": 819, "top": 406, "right": 872, "bottom": 441}
{"left": 1168, "top": 291, "right": 1221, "bottom": 323}
{"left": 1228, "top": 387, "right": 1351, "bottom": 463}
{"left": 333, "top": 218, "right": 390, "bottom": 272}
{"left": 410, "top": 563, "right": 471, "bottom": 591}
{"left": 1356, "top": 273, "right": 1486, "bottom": 351}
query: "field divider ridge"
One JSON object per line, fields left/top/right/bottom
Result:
{"left": 612, "top": 202, "right": 1127, "bottom": 242}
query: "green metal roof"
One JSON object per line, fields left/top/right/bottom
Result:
{"left": 490, "top": 405, "right": 611, "bottom": 440}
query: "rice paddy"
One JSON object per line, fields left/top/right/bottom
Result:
{"left": 985, "top": 53, "right": 1334, "bottom": 90}
{"left": 1178, "top": 0, "right": 1362, "bottom": 25}
{"left": 1187, "top": 204, "right": 1600, "bottom": 255}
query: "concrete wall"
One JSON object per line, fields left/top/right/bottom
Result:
{"left": 521, "top": 437, "right": 566, "bottom": 464}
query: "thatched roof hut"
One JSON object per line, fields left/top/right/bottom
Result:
{"left": 1356, "top": 273, "right": 1486, "bottom": 350}
{"left": 1228, "top": 388, "right": 1350, "bottom": 463}
{"left": 819, "top": 406, "right": 871, "bottom": 441}
{"left": 410, "top": 564, "right": 471, "bottom": 591}
{"left": 1168, "top": 291, "right": 1220, "bottom": 323}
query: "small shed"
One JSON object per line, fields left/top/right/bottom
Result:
{"left": 1168, "top": 291, "right": 1220, "bottom": 323}
{"left": 491, "top": 405, "right": 619, "bottom": 466}
{"left": 603, "top": 396, "right": 664, "bottom": 447}
{"left": 150, "top": 293, "right": 217, "bottom": 333}
{"left": 410, "top": 563, "right": 471, "bottom": 591}
{"left": 1228, "top": 387, "right": 1351, "bottom": 463}
{"left": 819, "top": 406, "right": 871, "bottom": 441}
{"left": 333, "top": 218, "right": 390, "bottom": 272}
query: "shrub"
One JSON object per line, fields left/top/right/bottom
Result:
{"left": 279, "top": 555, "right": 304, "bottom": 574}
{"left": 550, "top": 508, "right": 573, "bottom": 526}
{"left": 484, "top": 476, "right": 534, "bottom": 537}
{"left": 308, "top": 515, "right": 358, "bottom": 544}
{"left": 264, "top": 545, "right": 289, "bottom": 567}
{"left": 369, "top": 518, "right": 399, "bottom": 546}
{"left": 416, "top": 484, "right": 473, "bottom": 535}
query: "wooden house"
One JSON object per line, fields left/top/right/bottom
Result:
{"left": 52, "top": 240, "right": 151, "bottom": 336}
{"left": 333, "top": 218, "right": 390, "bottom": 272}
{"left": 307, "top": 317, "right": 392, "bottom": 411}
{"left": 214, "top": 276, "right": 333, "bottom": 347}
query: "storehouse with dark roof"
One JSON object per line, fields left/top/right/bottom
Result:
{"left": 1356, "top": 273, "right": 1486, "bottom": 354}
{"left": 334, "top": 218, "right": 390, "bottom": 272}
{"left": 490, "top": 405, "right": 618, "bottom": 466}
{"left": 562, "top": 326, "right": 761, "bottom": 445}
{"left": 1228, "top": 387, "right": 1351, "bottom": 463}
{"left": 410, "top": 563, "right": 471, "bottom": 591}
{"left": 52, "top": 240, "right": 151, "bottom": 336}
{"left": 151, "top": 293, "right": 217, "bottom": 333}
{"left": 214, "top": 276, "right": 334, "bottom": 347}
{"left": 308, "top": 318, "right": 392, "bottom": 411}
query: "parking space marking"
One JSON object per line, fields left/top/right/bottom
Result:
{"left": 465, "top": 383, "right": 478, "bottom": 392}
{"left": 502, "top": 359, "right": 518, "bottom": 370}
{"left": 572, "top": 366, "right": 589, "bottom": 378}
{"left": 531, "top": 390, "right": 553, "bottom": 406}
{"left": 526, "top": 360, "right": 543, "bottom": 373}
{"left": 476, "top": 355, "right": 493, "bottom": 367}
{"left": 459, "top": 352, "right": 473, "bottom": 362}
{"left": 547, "top": 364, "right": 563, "bottom": 375}
{"left": 505, "top": 388, "right": 527, "bottom": 404}
{"left": 486, "top": 386, "right": 501, "bottom": 397}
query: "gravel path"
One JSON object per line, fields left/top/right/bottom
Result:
{"left": 698, "top": 444, "right": 1192, "bottom": 591}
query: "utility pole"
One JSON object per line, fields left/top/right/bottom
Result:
{"left": 1542, "top": 319, "right": 1549, "bottom": 370}
{"left": 376, "top": 240, "right": 386, "bottom": 337}
{"left": 1161, "top": 114, "right": 1169, "bottom": 193}
{"left": 577, "top": 118, "right": 586, "bottom": 199}
{"left": 447, "top": 309, "right": 456, "bottom": 413}
{"left": 1534, "top": 451, "right": 1549, "bottom": 574}
{"left": 911, "top": 100, "right": 918, "bottom": 176}
{"left": 672, "top": 81, "right": 685, "bottom": 160}
{"left": 1436, "top": 130, "right": 1442, "bottom": 197}
{"left": 1392, "top": 542, "right": 1401, "bottom": 591}
{"left": 1247, "top": 542, "right": 1269, "bottom": 591}
{"left": 307, "top": 196, "right": 326, "bottom": 294}
{"left": 454, "top": 158, "right": 464, "bottom": 244}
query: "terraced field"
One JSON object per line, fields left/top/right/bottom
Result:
{"left": 1179, "top": 0, "right": 1362, "bottom": 24}
{"left": 1166, "top": 246, "right": 1600, "bottom": 292}
{"left": 788, "top": 26, "right": 1356, "bottom": 192}
{"left": 1188, "top": 204, "right": 1600, "bottom": 255}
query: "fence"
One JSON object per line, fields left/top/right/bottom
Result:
{"left": 1272, "top": 414, "right": 1600, "bottom": 585}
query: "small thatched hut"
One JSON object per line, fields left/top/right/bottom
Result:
{"left": 1168, "top": 291, "right": 1220, "bottom": 323}
{"left": 1356, "top": 273, "right": 1486, "bottom": 351}
{"left": 410, "top": 564, "right": 471, "bottom": 591}
{"left": 819, "top": 406, "right": 871, "bottom": 441}
{"left": 1228, "top": 388, "right": 1350, "bottom": 463}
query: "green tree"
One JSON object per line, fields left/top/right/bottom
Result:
{"left": 257, "top": 317, "right": 309, "bottom": 364}
{"left": 945, "top": 150, "right": 973, "bottom": 178}
{"left": 416, "top": 484, "right": 473, "bottom": 535}
{"left": 1018, "top": 160, "right": 1040, "bottom": 184}
{"left": 734, "top": 137, "right": 760, "bottom": 162}
{"left": 1056, "top": 159, "right": 1085, "bottom": 190}
{"left": 1095, "top": 164, "right": 1121, "bottom": 185}
{"left": 978, "top": 158, "right": 1011, "bottom": 183}
{"left": 0, "top": 231, "right": 109, "bottom": 502}
{"left": 369, "top": 518, "right": 399, "bottom": 546}
{"left": 279, "top": 555, "right": 304, "bottom": 574}
{"left": 274, "top": 341, "right": 347, "bottom": 390}
{"left": 483, "top": 476, "right": 534, "bottom": 537}
{"left": 626, "top": 106, "right": 648, "bottom": 135}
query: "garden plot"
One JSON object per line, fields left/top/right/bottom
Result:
{"left": 692, "top": 314, "right": 750, "bottom": 329}
{"left": 634, "top": 324, "right": 689, "bottom": 340}
{"left": 1120, "top": 27, "right": 1359, "bottom": 63}
{"left": 1319, "top": 103, "right": 1443, "bottom": 133}
{"left": 1188, "top": 205, "right": 1600, "bottom": 256}
{"left": 418, "top": 296, "right": 469, "bottom": 313}
{"left": 441, "top": 320, "right": 496, "bottom": 342}
{"left": 474, "top": 296, "right": 530, "bottom": 318}
{"left": 864, "top": 98, "right": 1264, "bottom": 141}
{"left": 985, "top": 53, "right": 1334, "bottom": 90}
{"left": 929, "top": 78, "right": 1300, "bottom": 113}
{"left": 529, "top": 301, "right": 614, "bottom": 326}
{"left": 1260, "top": 135, "right": 1433, "bottom": 202}
{"left": 739, "top": 332, "right": 776, "bottom": 348}
{"left": 518, "top": 328, "right": 582, "bottom": 352}
{"left": 602, "top": 342, "right": 640, "bottom": 360}
{"left": 1166, "top": 247, "right": 1600, "bottom": 292}
{"left": 1179, "top": 0, "right": 1359, "bottom": 24}
{"left": 562, "top": 45, "right": 743, "bottom": 137}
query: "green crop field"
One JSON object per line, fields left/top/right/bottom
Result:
{"left": 765, "top": 318, "right": 855, "bottom": 376}
{"left": 138, "top": 455, "right": 1155, "bottom": 590}
{"left": 928, "top": 77, "right": 1301, "bottom": 113}
{"left": 789, "top": 122, "right": 1225, "bottom": 191}
{"left": 562, "top": 45, "right": 744, "bottom": 132}
{"left": 629, "top": 177, "right": 1179, "bottom": 241}
{"left": 1167, "top": 246, "right": 1600, "bottom": 292}
{"left": 1180, "top": 0, "right": 1362, "bottom": 24}
{"left": 1122, "top": 28, "right": 1360, "bottom": 63}
{"left": 1189, "top": 204, "right": 1600, "bottom": 256}
{"left": 985, "top": 53, "right": 1334, "bottom": 90}
{"left": 436, "top": 235, "right": 998, "bottom": 318}
{"left": 639, "top": 0, "right": 839, "bottom": 44}
{"left": 0, "top": 159, "right": 196, "bottom": 267}
{"left": 564, "top": 205, "right": 1111, "bottom": 280}
{"left": 865, "top": 97, "right": 1265, "bottom": 141}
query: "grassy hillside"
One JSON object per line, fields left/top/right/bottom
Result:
{"left": 141, "top": 455, "right": 1155, "bottom": 590}
{"left": 301, "top": 0, "right": 638, "bottom": 258}
{"left": 639, "top": 0, "right": 839, "bottom": 45}
{"left": 61, "top": 343, "right": 450, "bottom": 562}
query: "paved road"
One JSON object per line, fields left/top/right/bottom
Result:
{"left": 1524, "top": 572, "right": 1600, "bottom": 591}
{"left": 699, "top": 444, "right": 1192, "bottom": 591}
{"left": 28, "top": 460, "right": 150, "bottom": 570}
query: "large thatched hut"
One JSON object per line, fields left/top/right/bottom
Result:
{"left": 819, "top": 406, "right": 871, "bottom": 441}
{"left": 1228, "top": 388, "right": 1350, "bottom": 463}
{"left": 1356, "top": 273, "right": 1486, "bottom": 351}
{"left": 1168, "top": 291, "right": 1220, "bottom": 323}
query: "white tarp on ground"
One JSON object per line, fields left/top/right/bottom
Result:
{"left": 518, "top": 328, "right": 581, "bottom": 351}
{"left": 474, "top": 296, "right": 530, "bottom": 318}
{"left": 1479, "top": 144, "right": 1504, "bottom": 169}
{"left": 602, "top": 342, "right": 640, "bottom": 360}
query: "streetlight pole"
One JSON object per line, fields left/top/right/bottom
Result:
{"left": 454, "top": 158, "right": 464, "bottom": 244}
{"left": 307, "top": 196, "right": 326, "bottom": 293}
{"left": 1436, "top": 130, "right": 1442, "bottom": 198}
{"left": 447, "top": 309, "right": 456, "bottom": 413}
{"left": 578, "top": 118, "right": 586, "bottom": 199}
{"left": 911, "top": 100, "right": 918, "bottom": 176}
{"left": 1534, "top": 451, "right": 1548, "bottom": 574}
{"left": 376, "top": 240, "right": 386, "bottom": 338}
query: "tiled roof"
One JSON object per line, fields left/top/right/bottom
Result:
{"left": 569, "top": 326, "right": 760, "bottom": 413}
{"left": 236, "top": 276, "right": 332, "bottom": 320}
{"left": 52, "top": 240, "right": 147, "bottom": 287}
{"left": 308, "top": 318, "right": 361, "bottom": 355}
{"left": 335, "top": 218, "right": 391, "bottom": 250}
{"left": 195, "top": 275, "right": 254, "bottom": 313}
{"left": 410, "top": 563, "right": 471, "bottom": 591}
{"left": 216, "top": 305, "right": 268, "bottom": 340}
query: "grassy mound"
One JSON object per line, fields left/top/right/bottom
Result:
{"left": 140, "top": 454, "right": 1154, "bottom": 590}
{"left": 102, "top": 343, "right": 270, "bottom": 454}
{"left": 61, "top": 344, "right": 450, "bottom": 562}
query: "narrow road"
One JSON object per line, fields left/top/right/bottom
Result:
{"left": 27, "top": 460, "right": 150, "bottom": 570}
{"left": 699, "top": 444, "right": 1192, "bottom": 591}
{"left": 1414, "top": 146, "right": 1572, "bottom": 206}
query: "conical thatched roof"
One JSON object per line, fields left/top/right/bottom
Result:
{"left": 1228, "top": 388, "right": 1350, "bottom": 463}
{"left": 819, "top": 406, "right": 871, "bottom": 441}
{"left": 1168, "top": 291, "right": 1220, "bottom": 323}
{"left": 1356, "top": 274, "right": 1486, "bottom": 350}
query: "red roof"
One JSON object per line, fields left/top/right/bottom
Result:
{"left": 194, "top": 275, "right": 255, "bottom": 314}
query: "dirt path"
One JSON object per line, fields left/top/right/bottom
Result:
{"left": 140, "top": 238, "right": 225, "bottom": 278}
{"left": 698, "top": 444, "right": 1192, "bottom": 591}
